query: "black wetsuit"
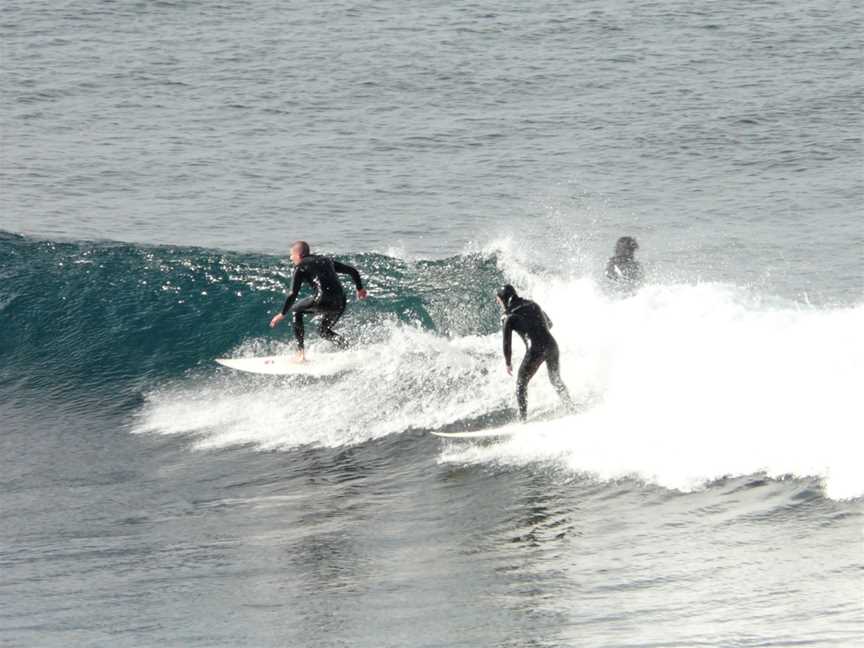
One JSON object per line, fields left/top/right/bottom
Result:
{"left": 280, "top": 255, "right": 363, "bottom": 350}
{"left": 605, "top": 255, "right": 643, "bottom": 288}
{"left": 501, "top": 297, "right": 573, "bottom": 421}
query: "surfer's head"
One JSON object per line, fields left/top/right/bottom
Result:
{"left": 615, "top": 236, "right": 639, "bottom": 258}
{"left": 496, "top": 284, "right": 518, "bottom": 311}
{"left": 290, "top": 240, "right": 310, "bottom": 265}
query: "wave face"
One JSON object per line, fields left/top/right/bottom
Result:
{"left": 3, "top": 232, "right": 862, "bottom": 499}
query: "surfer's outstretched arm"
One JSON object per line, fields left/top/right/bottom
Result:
{"left": 270, "top": 266, "right": 304, "bottom": 328}
{"left": 502, "top": 316, "right": 514, "bottom": 375}
{"left": 280, "top": 266, "right": 305, "bottom": 315}
{"left": 333, "top": 260, "right": 368, "bottom": 299}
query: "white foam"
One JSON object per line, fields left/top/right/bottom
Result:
{"left": 439, "top": 247, "right": 864, "bottom": 500}
{"left": 135, "top": 324, "right": 515, "bottom": 450}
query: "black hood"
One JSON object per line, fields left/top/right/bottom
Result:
{"left": 496, "top": 284, "right": 522, "bottom": 312}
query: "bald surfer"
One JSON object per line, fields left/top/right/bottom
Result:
{"left": 497, "top": 285, "right": 574, "bottom": 421}
{"left": 269, "top": 241, "right": 367, "bottom": 361}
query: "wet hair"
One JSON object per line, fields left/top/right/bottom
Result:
{"left": 496, "top": 284, "right": 518, "bottom": 307}
{"left": 615, "top": 236, "right": 639, "bottom": 257}
{"left": 292, "top": 240, "right": 311, "bottom": 258}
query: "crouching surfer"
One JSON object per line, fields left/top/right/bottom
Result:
{"left": 496, "top": 285, "right": 574, "bottom": 422}
{"left": 269, "top": 240, "right": 368, "bottom": 362}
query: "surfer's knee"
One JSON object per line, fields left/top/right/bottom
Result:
{"left": 319, "top": 324, "right": 348, "bottom": 348}
{"left": 323, "top": 329, "right": 344, "bottom": 343}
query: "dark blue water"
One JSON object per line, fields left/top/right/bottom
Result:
{"left": 1, "top": 1, "right": 862, "bottom": 646}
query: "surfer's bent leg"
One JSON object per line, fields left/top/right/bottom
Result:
{"left": 319, "top": 304, "right": 348, "bottom": 349}
{"left": 545, "top": 342, "right": 574, "bottom": 411}
{"left": 290, "top": 296, "right": 317, "bottom": 350}
{"left": 516, "top": 349, "right": 545, "bottom": 422}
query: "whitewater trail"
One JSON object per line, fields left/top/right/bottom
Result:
{"left": 136, "top": 243, "right": 864, "bottom": 500}
{"left": 135, "top": 325, "right": 513, "bottom": 449}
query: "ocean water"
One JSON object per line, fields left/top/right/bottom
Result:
{"left": 1, "top": 2, "right": 862, "bottom": 647}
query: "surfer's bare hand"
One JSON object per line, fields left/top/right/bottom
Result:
{"left": 270, "top": 313, "right": 285, "bottom": 328}
{"left": 506, "top": 364, "right": 513, "bottom": 376}
{"left": 357, "top": 288, "right": 368, "bottom": 300}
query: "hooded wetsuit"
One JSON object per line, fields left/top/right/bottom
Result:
{"left": 281, "top": 254, "right": 364, "bottom": 350}
{"left": 500, "top": 288, "right": 573, "bottom": 421}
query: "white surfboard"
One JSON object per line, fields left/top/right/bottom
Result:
{"left": 215, "top": 354, "right": 352, "bottom": 376}
{"left": 430, "top": 407, "right": 564, "bottom": 440}
{"left": 430, "top": 428, "right": 519, "bottom": 440}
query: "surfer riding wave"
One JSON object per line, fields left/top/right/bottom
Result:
{"left": 270, "top": 240, "right": 368, "bottom": 361}
{"left": 497, "top": 284, "right": 575, "bottom": 421}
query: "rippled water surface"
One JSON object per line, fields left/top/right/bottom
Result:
{"left": 1, "top": 1, "right": 862, "bottom": 646}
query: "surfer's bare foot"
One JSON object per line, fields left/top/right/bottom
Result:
{"left": 293, "top": 351, "right": 306, "bottom": 363}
